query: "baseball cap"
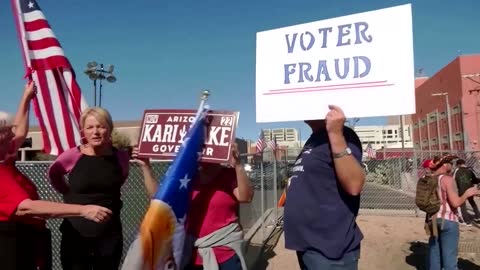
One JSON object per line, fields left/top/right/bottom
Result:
{"left": 429, "top": 154, "right": 457, "bottom": 171}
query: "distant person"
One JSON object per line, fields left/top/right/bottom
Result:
{"left": 0, "top": 83, "right": 111, "bottom": 270}
{"left": 47, "top": 107, "right": 130, "bottom": 270}
{"left": 284, "top": 105, "right": 366, "bottom": 270}
{"left": 453, "top": 159, "right": 480, "bottom": 225}
{"left": 426, "top": 155, "right": 480, "bottom": 270}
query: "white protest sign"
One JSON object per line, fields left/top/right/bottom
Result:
{"left": 255, "top": 4, "right": 415, "bottom": 122}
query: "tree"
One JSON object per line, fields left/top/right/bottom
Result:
{"left": 111, "top": 129, "right": 131, "bottom": 150}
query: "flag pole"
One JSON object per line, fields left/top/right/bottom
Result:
{"left": 193, "top": 90, "right": 210, "bottom": 122}
{"left": 10, "top": 0, "right": 31, "bottom": 72}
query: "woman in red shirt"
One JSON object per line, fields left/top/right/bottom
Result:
{"left": 134, "top": 142, "right": 254, "bottom": 270}
{"left": 0, "top": 82, "right": 112, "bottom": 270}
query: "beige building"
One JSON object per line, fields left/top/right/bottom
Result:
{"left": 262, "top": 128, "right": 300, "bottom": 144}
{"left": 354, "top": 124, "right": 413, "bottom": 151}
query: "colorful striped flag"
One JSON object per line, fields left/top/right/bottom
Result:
{"left": 122, "top": 104, "right": 208, "bottom": 270}
{"left": 11, "top": 0, "right": 88, "bottom": 155}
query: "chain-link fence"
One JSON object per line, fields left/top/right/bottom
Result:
{"left": 15, "top": 150, "right": 288, "bottom": 270}
{"left": 272, "top": 147, "right": 480, "bottom": 215}
{"left": 361, "top": 150, "right": 480, "bottom": 214}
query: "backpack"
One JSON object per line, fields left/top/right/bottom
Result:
{"left": 415, "top": 175, "right": 441, "bottom": 215}
{"left": 415, "top": 174, "right": 445, "bottom": 237}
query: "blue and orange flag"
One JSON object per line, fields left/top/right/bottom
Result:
{"left": 122, "top": 99, "right": 208, "bottom": 270}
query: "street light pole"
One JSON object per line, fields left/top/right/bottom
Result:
{"left": 432, "top": 92, "right": 453, "bottom": 150}
{"left": 445, "top": 94, "right": 454, "bottom": 150}
{"left": 84, "top": 61, "right": 117, "bottom": 107}
{"left": 463, "top": 73, "right": 480, "bottom": 150}
{"left": 93, "top": 79, "right": 97, "bottom": 107}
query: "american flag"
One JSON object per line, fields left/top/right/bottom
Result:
{"left": 121, "top": 104, "right": 207, "bottom": 270}
{"left": 11, "top": 0, "right": 88, "bottom": 155}
{"left": 268, "top": 136, "right": 278, "bottom": 152}
{"left": 365, "top": 142, "right": 375, "bottom": 159}
{"left": 256, "top": 130, "right": 266, "bottom": 153}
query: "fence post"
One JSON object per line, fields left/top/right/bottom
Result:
{"left": 273, "top": 151, "right": 278, "bottom": 226}
{"left": 260, "top": 154, "right": 265, "bottom": 242}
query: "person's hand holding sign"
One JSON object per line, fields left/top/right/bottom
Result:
{"left": 229, "top": 142, "right": 241, "bottom": 167}
{"left": 230, "top": 142, "right": 254, "bottom": 203}
{"left": 132, "top": 146, "right": 150, "bottom": 167}
{"left": 325, "top": 104, "right": 346, "bottom": 137}
{"left": 325, "top": 104, "right": 366, "bottom": 196}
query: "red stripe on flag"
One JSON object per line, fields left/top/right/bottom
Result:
{"left": 24, "top": 19, "right": 50, "bottom": 32}
{"left": 52, "top": 69, "right": 76, "bottom": 147}
{"left": 31, "top": 56, "right": 71, "bottom": 71}
{"left": 36, "top": 70, "right": 63, "bottom": 152}
{"left": 66, "top": 72, "right": 83, "bottom": 121}
{"left": 27, "top": 38, "right": 62, "bottom": 51}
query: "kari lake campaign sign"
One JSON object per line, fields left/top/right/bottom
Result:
{"left": 137, "top": 109, "right": 239, "bottom": 163}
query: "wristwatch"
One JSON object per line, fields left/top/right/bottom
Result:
{"left": 333, "top": 147, "right": 352, "bottom": 159}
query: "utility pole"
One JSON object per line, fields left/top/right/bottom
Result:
{"left": 463, "top": 73, "right": 480, "bottom": 150}
{"left": 399, "top": 115, "right": 405, "bottom": 159}
{"left": 432, "top": 92, "right": 453, "bottom": 150}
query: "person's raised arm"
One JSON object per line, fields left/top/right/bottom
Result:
{"left": 10, "top": 81, "right": 36, "bottom": 153}
{"left": 231, "top": 143, "right": 254, "bottom": 203}
{"left": 132, "top": 146, "right": 157, "bottom": 198}
{"left": 326, "top": 105, "right": 366, "bottom": 196}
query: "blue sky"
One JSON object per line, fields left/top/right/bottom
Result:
{"left": 1, "top": 0, "right": 479, "bottom": 141}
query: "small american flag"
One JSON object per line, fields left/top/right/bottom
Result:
{"left": 256, "top": 130, "right": 266, "bottom": 153}
{"left": 365, "top": 143, "right": 375, "bottom": 159}
{"left": 11, "top": 0, "right": 88, "bottom": 155}
{"left": 268, "top": 136, "right": 278, "bottom": 152}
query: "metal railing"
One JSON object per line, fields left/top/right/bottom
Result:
{"left": 15, "top": 149, "right": 288, "bottom": 270}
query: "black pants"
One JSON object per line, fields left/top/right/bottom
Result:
{"left": 60, "top": 225, "right": 123, "bottom": 270}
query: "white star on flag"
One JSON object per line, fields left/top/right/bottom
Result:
{"left": 179, "top": 174, "right": 191, "bottom": 189}
{"left": 28, "top": 1, "right": 34, "bottom": 8}
{"left": 178, "top": 214, "right": 186, "bottom": 224}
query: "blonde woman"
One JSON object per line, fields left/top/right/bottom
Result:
{"left": 47, "top": 107, "right": 130, "bottom": 270}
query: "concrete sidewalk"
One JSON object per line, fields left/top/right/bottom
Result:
{"left": 250, "top": 228, "right": 299, "bottom": 270}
